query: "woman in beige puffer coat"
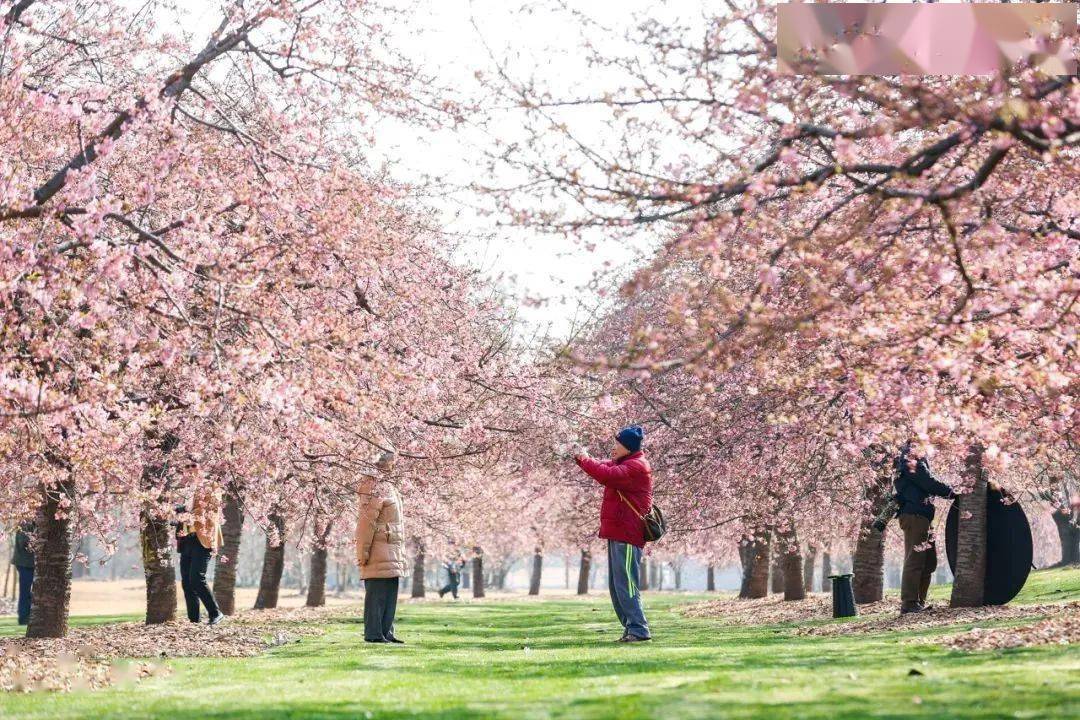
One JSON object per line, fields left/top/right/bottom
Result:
{"left": 355, "top": 451, "right": 406, "bottom": 643}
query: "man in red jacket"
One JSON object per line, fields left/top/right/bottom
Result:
{"left": 574, "top": 425, "right": 652, "bottom": 642}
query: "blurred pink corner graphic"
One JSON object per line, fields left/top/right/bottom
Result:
{"left": 777, "top": 3, "right": 1077, "bottom": 76}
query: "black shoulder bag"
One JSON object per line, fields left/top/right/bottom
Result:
{"left": 617, "top": 490, "right": 667, "bottom": 543}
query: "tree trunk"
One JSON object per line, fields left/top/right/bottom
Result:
{"left": 770, "top": 548, "right": 785, "bottom": 594}
{"left": 140, "top": 509, "right": 177, "bottom": 624}
{"left": 747, "top": 534, "right": 770, "bottom": 599}
{"left": 887, "top": 563, "right": 902, "bottom": 589}
{"left": 305, "top": 520, "right": 332, "bottom": 608}
{"left": 780, "top": 529, "right": 805, "bottom": 601}
{"left": 935, "top": 564, "right": 949, "bottom": 584}
{"left": 306, "top": 545, "right": 328, "bottom": 607}
{"left": 254, "top": 514, "right": 286, "bottom": 609}
{"left": 851, "top": 467, "right": 890, "bottom": 603}
{"left": 707, "top": 564, "right": 716, "bottom": 592}
{"left": 738, "top": 540, "right": 755, "bottom": 598}
{"left": 528, "top": 547, "right": 543, "bottom": 596}
{"left": 951, "top": 444, "right": 988, "bottom": 608}
{"left": 820, "top": 550, "right": 832, "bottom": 592}
{"left": 212, "top": 485, "right": 244, "bottom": 615}
{"left": 498, "top": 563, "right": 509, "bottom": 590}
{"left": 411, "top": 541, "right": 426, "bottom": 599}
{"left": 27, "top": 479, "right": 75, "bottom": 638}
{"left": 851, "top": 526, "right": 886, "bottom": 603}
{"left": 461, "top": 561, "right": 470, "bottom": 590}
{"left": 802, "top": 546, "right": 816, "bottom": 593}
{"left": 71, "top": 537, "right": 87, "bottom": 579}
{"left": 639, "top": 557, "right": 650, "bottom": 591}
{"left": 471, "top": 547, "right": 485, "bottom": 598}
{"left": 576, "top": 549, "right": 590, "bottom": 595}
{"left": 1051, "top": 508, "right": 1080, "bottom": 566}
{"left": 139, "top": 433, "right": 179, "bottom": 625}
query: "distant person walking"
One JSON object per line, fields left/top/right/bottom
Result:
{"left": 574, "top": 425, "right": 652, "bottom": 642}
{"left": 356, "top": 451, "right": 407, "bottom": 644}
{"left": 438, "top": 554, "right": 466, "bottom": 599}
{"left": 12, "top": 522, "right": 34, "bottom": 625}
{"left": 176, "top": 486, "right": 225, "bottom": 625}
{"left": 894, "top": 442, "right": 955, "bottom": 614}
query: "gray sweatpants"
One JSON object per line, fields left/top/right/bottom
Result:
{"left": 607, "top": 540, "right": 650, "bottom": 639}
{"left": 363, "top": 577, "right": 399, "bottom": 641}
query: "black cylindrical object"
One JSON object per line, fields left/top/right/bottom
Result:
{"left": 829, "top": 573, "right": 858, "bottom": 618}
{"left": 944, "top": 489, "right": 1033, "bottom": 605}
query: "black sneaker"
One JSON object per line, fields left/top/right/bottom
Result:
{"left": 365, "top": 638, "right": 388, "bottom": 643}
{"left": 619, "top": 635, "right": 651, "bottom": 643}
{"left": 386, "top": 635, "right": 405, "bottom": 644}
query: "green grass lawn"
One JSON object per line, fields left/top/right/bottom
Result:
{"left": 1, "top": 568, "right": 1078, "bottom": 719}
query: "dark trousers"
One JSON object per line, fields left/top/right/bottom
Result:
{"left": 364, "top": 577, "right": 400, "bottom": 641}
{"left": 16, "top": 566, "right": 33, "bottom": 625}
{"left": 179, "top": 535, "right": 220, "bottom": 622}
{"left": 606, "top": 540, "right": 650, "bottom": 639}
{"left": 439, "top": 574, "right": 460, "bottom": 598}
{"left": 899, "top": 514, "right": 937, "bottom": 608}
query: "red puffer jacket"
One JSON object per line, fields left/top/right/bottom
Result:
{"left": 575, "top": 451, "right": 653, "bottom": 548}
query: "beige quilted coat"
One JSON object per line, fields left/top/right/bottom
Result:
{"left": 177, "top": 487, "right": 223, "bottom": 551}
{"left": 355, "top": 477, "right": 407, "bottom": 579}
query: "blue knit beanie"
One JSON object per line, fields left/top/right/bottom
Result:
{"left": 615, "top": 425, "right": 644, "bottom": 453}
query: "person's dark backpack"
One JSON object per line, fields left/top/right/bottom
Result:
{"left": 617, "top": 491, "right": 667, "bottom": 543}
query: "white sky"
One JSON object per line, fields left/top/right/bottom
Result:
{"left": 165, "top": 0, "right": 683, "bottom": 339}
{"left": 378, "top": 0, "right": 675, "bottom": 338}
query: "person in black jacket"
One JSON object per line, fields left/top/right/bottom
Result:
{"left": 11, "top": 522, "right": 34, "bottom": 625}
{"left": 438, "top": 554, "right": 466, "bottom": 599}
{"left": 894, "top": 444, "right": 955, "bottom": 614}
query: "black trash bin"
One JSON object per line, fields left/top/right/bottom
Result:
{"left": 829, "top": 573, "right": 857, "bottom": 618}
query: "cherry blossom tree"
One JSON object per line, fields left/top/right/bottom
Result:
{"left": 480, "top": 1, "right": 1078, "bottom": 608}
{"left": 1, "top": 0, "right": 537, "bottom": 636}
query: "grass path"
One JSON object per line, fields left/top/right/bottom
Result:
{"left": 1, "top": 568, "right": 1078, "bottom": 719}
